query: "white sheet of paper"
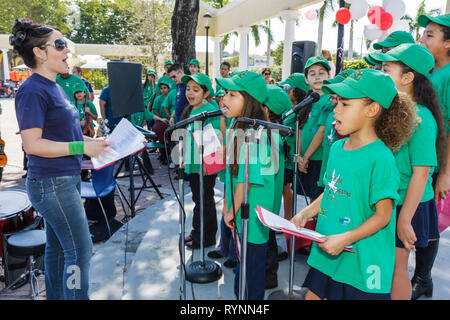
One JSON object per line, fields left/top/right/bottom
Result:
{"left": 192, "top": 123, "right": 222, "bottom": 156}
{"left": 90, "top": 118, "right": 146, "bottom": 169}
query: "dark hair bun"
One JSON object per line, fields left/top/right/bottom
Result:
{"left": 9, "top": 18, "right": 33, "bottom": 47}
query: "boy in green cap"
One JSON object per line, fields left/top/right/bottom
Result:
{"left": 297, "top": 56, "right": 334, "bottom": 203}
{"left": 417, "top": 14, "right": 450, "bottom": 298}
{"left": 189, "top": 59, "right": 200, "bottom": 75}
{"left": 292, "top": 68, "right": 417, "bottom": 300}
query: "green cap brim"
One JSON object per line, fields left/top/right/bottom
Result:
{"left": 322, "top": 82, "right": 367, "bottom": 100}
{"left": 373, "top": 40, "right": 396, "bottom": 50}
{"left": 215, "top": 77, "right": 244, "bottom": 92}
{"left": 364, "top": 55, "right": 381, "bottom": 66}
{"left": 368, "top": 52, "right": 398, "bottom": 63}
{"left": 418, "top": 14, "right": 450, "bottom": 28}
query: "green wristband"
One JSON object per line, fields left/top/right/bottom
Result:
{"left": 68, "top": 141, "right": 84, "bottom": 155}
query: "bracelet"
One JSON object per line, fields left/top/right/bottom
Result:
{"left": 68, "top": 141, "right": 84, "bottom": 155}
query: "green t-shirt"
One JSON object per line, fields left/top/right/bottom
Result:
{"left": 56, "top": 75, "right": 89, "bottom": 104}
{"left": 152, "top": 94, "right": 168, "bottom": 119}
{"left": 130, "top": 109, "right": 155, "bottom": 127}
{"left": 318, "top": 111, "right": 338, "bottom": 188}
{"left": 224, "top": 127, "right": 282, "bottom": 244}
{"left": 184, "top": 102, "right": 222, "bottom": 175}
{"left": 393, "top": 104, "right": 437, "bottom": 205}
{"left": 75, "top": 100, "right": 98, "bottom": 122}
{"left": 143, "top": 83, "right": 155, "bottom": 106}
{"left": 282, "top": 112, "right": 296, "bottom": 171}
{"left": 308, "top": 138, "right": 400, "bottom": 294}
{"left": 301, "top": 94, "right": 333, "bottom": 161}
{"left": 162, "top": 89, "right": 176, "bottom": 117}
{"left": 428, "top": 63, "right": 450, "bottom": 133}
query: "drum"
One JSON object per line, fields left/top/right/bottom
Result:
{"left": 0, "top": 190, "right": 35, "bottom": 263}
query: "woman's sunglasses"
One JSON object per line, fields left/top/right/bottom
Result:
{"left": 264, "top": 73, "right": 271, "bottom": 76}
{"left": 39, "top": 39, "right": 68, "bottom": 52}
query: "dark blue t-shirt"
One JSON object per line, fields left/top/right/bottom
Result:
{"left": 15, "top": 73, "right": 83, "bottom": 179}
{"left": 175, "top": 83, "right": 189, "bottom": 123}
{"left": 99, "top": 85, "right": 121, "bottom": 129}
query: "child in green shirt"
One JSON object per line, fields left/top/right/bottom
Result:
{"left": 371, "top": 43, "right": 447, "bottom": 300}
{"left": 143, "top": 70, "right": 156, "bottom": 108}
{"left": 292, "top": 69, "right": 417, "bottom": 300}
{"left": 298, "top": 56, "right": 334, "bottom": 203}
{"left": 73, "top": 85, "right": 97, "bottom": 137}
{"left": 216, "top": 70, "right": 278, "bottom": 299}
{"left": 180, "top": 73, "right": 221, "bottom": 250}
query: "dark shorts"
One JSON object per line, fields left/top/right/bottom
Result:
{"left": 303, "top": 267, "right": 391, "bottom": 300}
{"left": 296, "top": 160, "right": 324, "bottom": 199}
{"left": 396, "top": 199, "right": 440, "bottom": 248}
{"left": 283, "top": 168, "right": 293, "bottom": 186}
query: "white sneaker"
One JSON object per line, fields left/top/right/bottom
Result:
{"left": 169, "top": 162, "right": 175, "bottom": 169}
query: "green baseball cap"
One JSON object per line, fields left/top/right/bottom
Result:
{"left": 364, "top": 55, "right": 381, "bottom": 67}
{"left": 164, "top": 60, "right": 173, "bottom": 66}
{"left": 181, "top": 72, "right": 213, "bottom": 95}
{"left": 72, "top": 83, "right": 85, "bottom": 94}
{"left": 279, "top": 73, "right": 310, "bottom": 92}
{"left": 189, "top": 59, "right": 200, "bottom": 67}
{"left": 157, "top": 77, "right": 172, "bottom": 88}
{"left": 215, "top": 89, "right": 226, "bottom": 97}
{"left": 322, "top": 69, "right": 397, "bottom": 109}
{"left": 418, "top": 13, "right": 450, "bottom": 28}
{"left": 305, "top": 56, "right": 331, "bottom": 73}
{"left": 324, "top": 69, "right": 356, "bottom": 85}
{"left": 215, "top": 70, "right": 268, "bottom": 103}
{"left": 369, "top": 43, "right": 435, "bottom": 76}
{"left": 264, "top": 85, "right": 292, "bottom": 115}
{"left": 146, "top": 70, "right": 156, "bottom": 76}
{"left": 373, "top": 31, "right": 415, "bottom": 50}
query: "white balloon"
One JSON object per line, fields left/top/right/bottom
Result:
{"left": 364, "top": 24, "right": 383, "bottom": 41}
{"left": 384, "top": 0, "right": 406, "bottom": 20}
{"left": 344, "top": 0, "right": 353, "bottom": 3}
{"left": 349, "top": 0, "right": 369, "bottom": 20}
{"left": 388, "top": 19, "right": 410, "bottom": 33}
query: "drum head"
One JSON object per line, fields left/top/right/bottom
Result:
{"left": 0, "top": 190, "right": 31, "bottom": 219}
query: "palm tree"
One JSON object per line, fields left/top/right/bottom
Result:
{"left": 318, "top": 0, "right": 336, "bottom": 53}
{"left": 402, "top": 0, "right": 441, "bottom": 41}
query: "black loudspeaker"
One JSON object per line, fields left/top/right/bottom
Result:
{"left": 107, "top": 61, "right": 144, "bottom": 118}
{"left": 291, "top": 41, "right": 317, "bottom": 74}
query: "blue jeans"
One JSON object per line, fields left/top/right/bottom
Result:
{"left": 26, "top": 175, "right": 93, "bottom": 300}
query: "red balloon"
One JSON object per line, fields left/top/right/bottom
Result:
{"left": 377, "top": 12, "right": 393, "bottom": 30}
{"left": 368, "top": 6, "right": 384, "bottom": 24}
{"left": 336, "top": 8, "right": 351, "bottom": 25}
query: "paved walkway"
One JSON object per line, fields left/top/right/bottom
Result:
{"left": 0, "top": 96, "right": 449, "bottom": 300}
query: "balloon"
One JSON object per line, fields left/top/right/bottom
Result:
{"left": 377, "top": 12, "right": 393, "bottom": 30}
{"left": 349, "top": 0, "right": 369, "bottom": 20}
{"left": 364, "top": 24, "right": 383, "bottom": 41}
{"left": 305, "top": 9, "right": 317, "bottom": 20}
{"left": 388, "top": 19, "right": 410, "bottom": 33}
{"left": 344, "top": 0, "right": 354, "bottom": 3}
{"left": 384, "top": 0, "right": 406, "bottom": 20}
{"left": 336, "top": 8, "right": 352, "bottom": 25}
{"left": 368, "top": 6, "right": 385, "bottom": 24}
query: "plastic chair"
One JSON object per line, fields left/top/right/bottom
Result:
{"left": 80, "top": 163, "right": 122, "bottom": 238}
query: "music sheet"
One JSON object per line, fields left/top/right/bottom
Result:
{"left": 90, "top": 118, "right": 146, "bottom": 169}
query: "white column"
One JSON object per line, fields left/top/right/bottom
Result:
{"left": 280, "top": 10, "right": 300, "bottom": 80}
{"left": 1, "top": 49, "right": 9, "bottom": 81}
{"left": 236, "top": 27, "right": 251, "bottom": 71}
{"left": 211, "top": 36, "right": 223, "bottom": 90}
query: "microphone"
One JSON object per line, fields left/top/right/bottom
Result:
{"left": 282, "top": 92, "right": 321, "bottom": 120}
{"left": 236, "top": 117, "right": 295, "bottom": 137}
{"left": 165, "top": 108, "right": 225, "bottom": 132}
{"left": 135, "top": 125, "right": 157, "bottom": 140}
{"left": 276, "top": 83, "right": 291, "bottom": 92}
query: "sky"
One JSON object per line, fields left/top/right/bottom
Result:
{"left": 195, "top": 0, "right": 447, "bottom": 57}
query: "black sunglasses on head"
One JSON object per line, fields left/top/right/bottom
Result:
{"left": 40, "top": 39, "right": 68, "bottom": 51}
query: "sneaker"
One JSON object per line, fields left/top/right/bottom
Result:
{"left": 207, "top": 250, "right": 225, "bottom": 259}
{"left": 169, "top": 162, "right": 176, "bottom": 169}
{"left": 223, "top": 259, "right": 237, "bottom": 269}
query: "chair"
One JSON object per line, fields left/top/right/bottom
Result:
{"left": 80, "top": 163, "right": 126, "bottom": 238}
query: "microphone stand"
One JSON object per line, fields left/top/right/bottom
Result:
{"left": 268, "top": 111, "right": 307, "bottom": 300}
{"left": 185, "top": 119, "right": 222, "bottom": 284}
{"left": 238, "top": 129, "right": 252, "bottom": 300}
{"left": 178, "top": 135, "right": 186, "bottom": 300}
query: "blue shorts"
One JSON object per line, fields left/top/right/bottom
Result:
{"left": 396, "top": 199, "right": 440, "bottom": 248}
{"left": 303, "top": 267, "right": 391, "bottom": 300}
{"left": 296, "top": 160, "right": 323, "bottom": 198}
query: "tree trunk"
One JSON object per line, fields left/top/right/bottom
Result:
{"left": 171, "top": 0, "right": 199, "bottom": 73}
